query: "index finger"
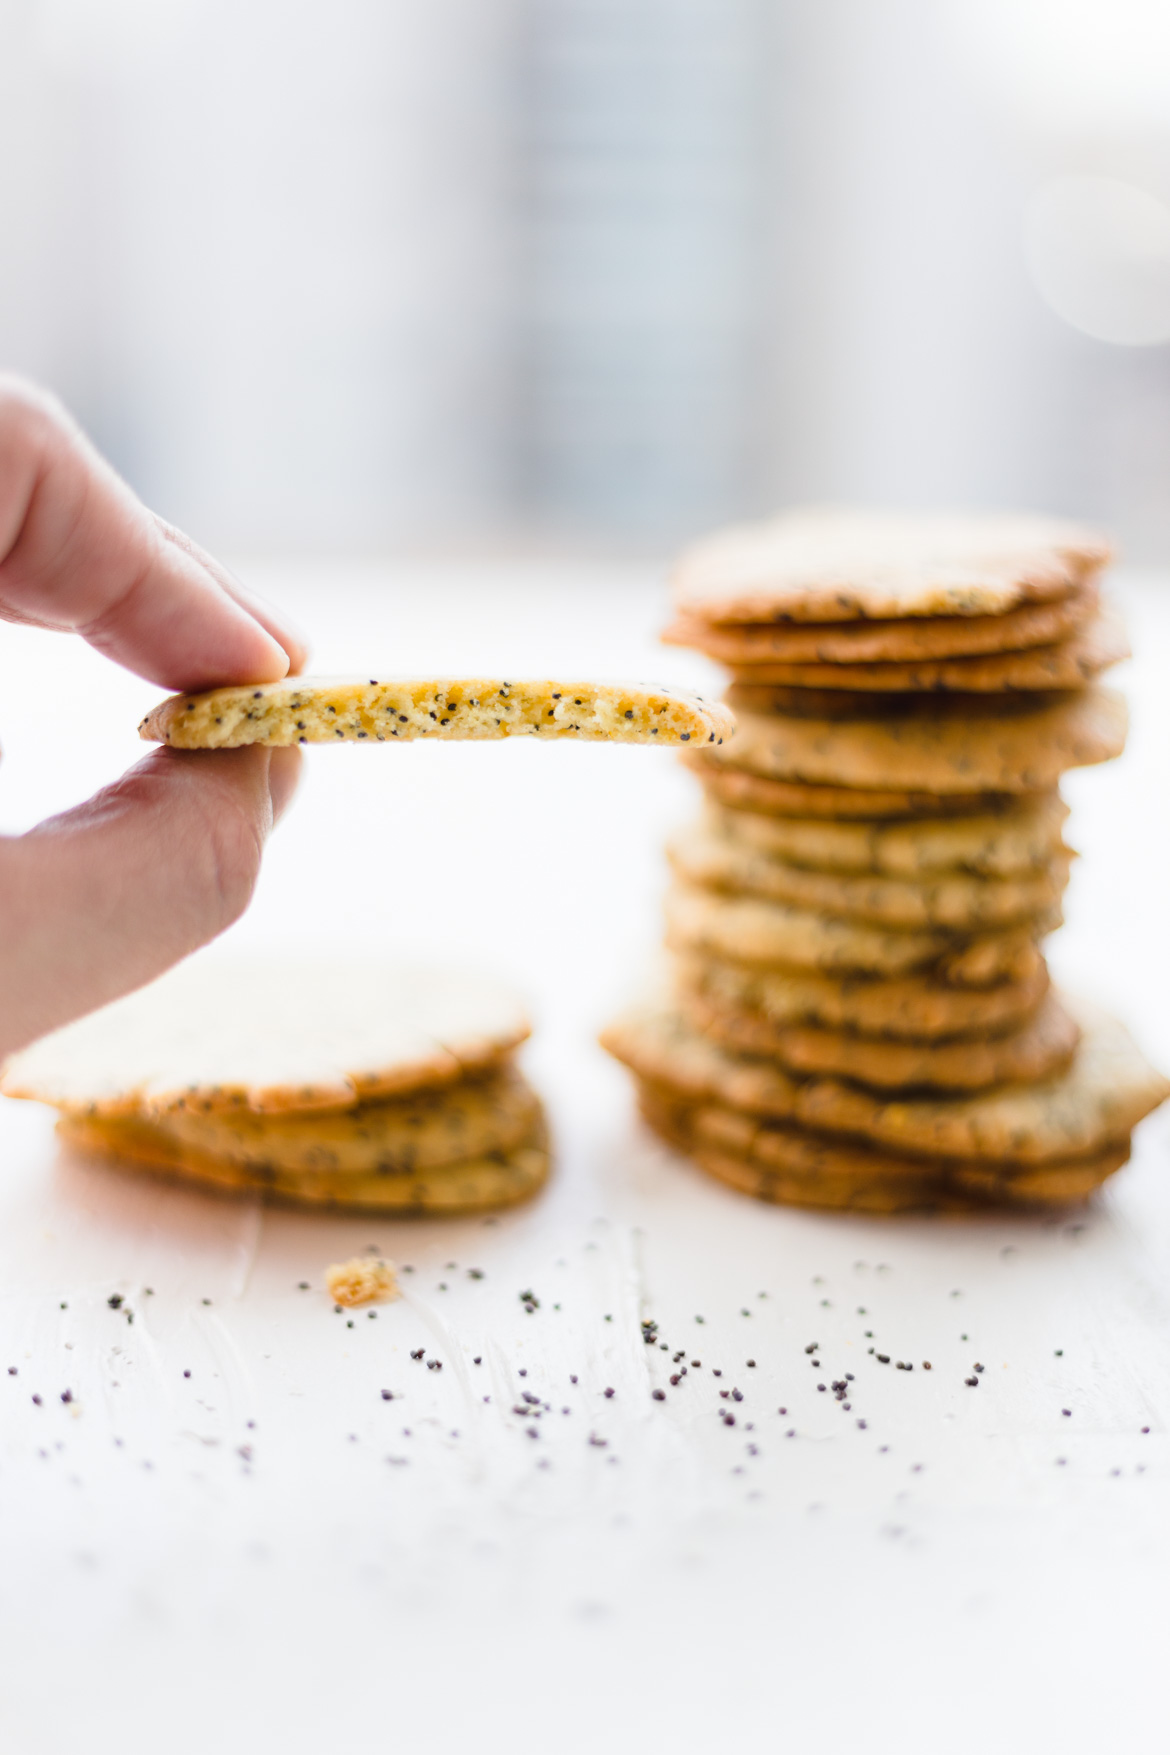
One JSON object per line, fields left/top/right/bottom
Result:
{"left": 153, "top": 517, "right": 310, "bottom": 678}
{"left": 0, "top": 377, "right": 306, "bottom": 690}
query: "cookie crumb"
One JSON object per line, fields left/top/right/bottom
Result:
{"left": 325, "top": 1256, "right": 399, "bottom": 1309}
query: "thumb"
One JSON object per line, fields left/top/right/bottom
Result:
{"left": 0, "top": 745, "right": 300, "bottom": 1059}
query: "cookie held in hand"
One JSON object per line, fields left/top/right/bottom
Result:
{"left": 139, "top": 677, "right": 735, "bottom": 751}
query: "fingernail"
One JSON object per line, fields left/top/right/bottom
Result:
{"left": 267, "top": 746, "right": 301, "bottom": 826}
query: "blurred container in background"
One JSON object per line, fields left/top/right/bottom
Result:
{"left": 1, "top": 0, "right": 1169, "bottom": 557}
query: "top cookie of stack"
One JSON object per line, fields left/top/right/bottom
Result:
{"left": 602, "top": 508, "right": 1169, "bottom": 1213}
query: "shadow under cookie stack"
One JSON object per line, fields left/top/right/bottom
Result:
{"left": 603, "top": 510, "right": 1169, "bottom": 1212}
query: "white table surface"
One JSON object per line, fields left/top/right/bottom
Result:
{"left": 1, "top": 560, "right": 1169, "bottom": 1755}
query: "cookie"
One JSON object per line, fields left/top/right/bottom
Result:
{"left": 800, "top": 1014, "right": 1169, "bottom": 1164}
{"left": 670, "top": 509, "right": 1108, "bottom": 624}
{"left": 0, "top": 959, "right": 531, "bottom": 1117}
{"left": 673, "top": 949, "right": 1051, "bottom": 1041}
{"left": 57, "top": 1114, "right": 551, "bottom": 1214}
{"left": 720, "top": 685, "right": 1050, "bottom": 720}
{"left": 668, "top": 824, "right": 1070, "bottom": 929}
{"left": 723, "top": 607, "right": 1129, "bottom": 693}
{"left": 138, "top": 677, "right": 735, "bottom": 751}
{"left": 602, "top": 1002, "right": 1168, "bottom": 1165}
{"left": 664, "top": 883, "right": 1055, "bottom": 984}
{"left": 639, "top": 1085, "right": 951, "bottom": 1211}
{"left": 665, "top": 587, "right": 1096, "bottom": 665}
{"left": 695, "top": 690, "right": 1126, "bottom": 794}
{"left": 687, "top": 760, "right": 1020, "bottom": 820}
{"left": 949, "top": 1155, "right": 1128, "bottom": 1204}
{"left": 146, "top": 1064, "right": 541, "bottom": 1174}
{"left": 639, "top": 1085, "right": 1129, "bottom": 1212}
{"left": 704, "top": 794, "right": 1070, "bottom": 877}
{"left": 678, "top": 986, "right": 1080, "bottom": 1091}
{"left": 721, "top": 682, "right": 1113, "bottom": 725}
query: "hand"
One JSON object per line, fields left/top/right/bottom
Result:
{"left": 0, "top": 377, "right": 308, "bottom": 1059}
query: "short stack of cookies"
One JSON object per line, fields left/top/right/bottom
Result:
{"left": 3, "top": 962, "right": 549, "bottom": 1215}
{"left": 603, "top": 509, "right": 1169, "bottom": 1211}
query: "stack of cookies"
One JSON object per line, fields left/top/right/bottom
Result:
{"left": 603, "top": 510, "right": 1169, "bottom": 1211}
{"left": 2, "top": 961, "right": 549, "bottom": 1215}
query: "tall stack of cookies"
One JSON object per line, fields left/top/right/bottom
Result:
{"left": 604, "top": 510, "right": 1169, "bottom": 1211}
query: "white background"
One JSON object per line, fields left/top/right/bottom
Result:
{"left": 4, "top": 2, "right": 1170, "bottom": 550}
{"left": 0, "top": 563, "right": 1168, "bottom": 1753}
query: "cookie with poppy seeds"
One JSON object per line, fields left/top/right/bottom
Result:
{"left": 668, "top": 824, "right": 1071, "bottom": 930}
{"left": 57, "top": 1112, "right": 551, "bottom": 1214}
{"left": 686, "top": 763, "right": 1027, "bottom": 820}
{"left": 720, "top": 605, "right": 1128, "bottom": 693}
{"left": 143, "top": 1062, "right": 541, "bottom": 1173}
{"left": 691, "top": 689, "right": 1126, "bottom": 796}
{"left": 677, "top": 986, "right": 1080, "bottom": 1093}
{"left": 138, "top": 677, "right": 734, "bottom": 751}
{"left": 664, "top": 882, "right": 1056, "bottom": 983}
{"left": 672, "top": 949, "right": 1051, "bottom": 1042}
{"left": 669, "top": 508, "right": 1107, "bottom": 627}
{"left": 699, "top": 794, "right": 1070, "bottom": 878}
{"left": 639, "top": 1084, "right": 948, "bottom": 1211}
{"left": 665, "top": 589, "right": 1100, "bottom": 666}
{"left": 0, "top": 958, "right": 532, "bottom": 1117}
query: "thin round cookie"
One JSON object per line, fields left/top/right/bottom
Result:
{"left": 698, "top": 691, "right": 1127, "bottom": 795}
{"left": 664, "top": 883, "right": 1055, "bottom": 985}
{"left": 683, "top": 1142, "right": 958, "bottom": 1212}
{"left": 722, "top": 682, "right": 1113, "bottom": 725}
{"left": 704, "top": 794, "right": 1070, "bottom": 878}
{"left": 951, "top": 1152, "right": 1129, "bottom": 1204}
{"left": 672, "top": 950, "right": 1051, "bottom": 1041}
{"left": 797, "top": 1010, "right": 1169, "bottom": 1165}
{"left": 686, "top": 757, "right": 1021, "bottom": 820}
{"left": 720, "top": 685, "right": 1047, "bottom": 720}
{"left": 58, "top": 1113, "right": 551, "bottom": 1214}
{"left": 638, "top": 1086, "right": 949, "bottom": 1212}
{"left": 149, "top": 1064, "right": 541, "bottom": 1173}
{"left": 0, "top": 959, "right": 531, "bottom": 1117}
{"left": 670, "top": 508, "right": 1108, "bottom": 624}
{"left": 677, "top": 986, "right": 1080, "bottom": 1092}
{"left": 723, "top": 607, "right": 1129, "bottom": 693}
{"left": 668, "top": 825, "right": 1070, "bottom": 929}
{"left": 139, "top": 677, "right": 734, "bottom": 751}
{"left": 664, "top": 587, "right": 1096, "bottom": 663}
